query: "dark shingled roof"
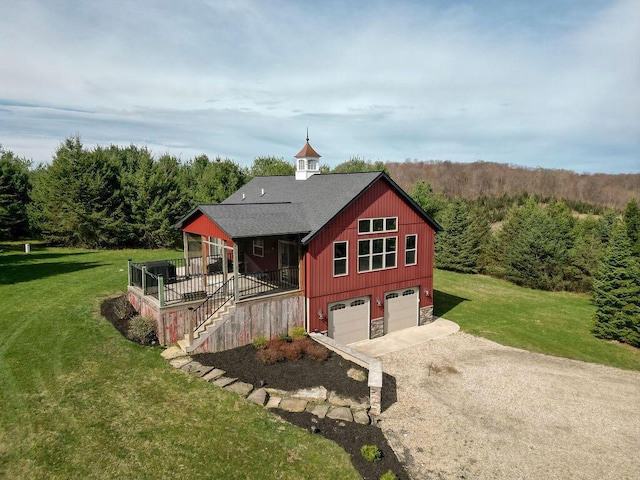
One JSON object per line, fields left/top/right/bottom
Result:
{"left": 176, "top": 172, "right": 441, "bottom": 243}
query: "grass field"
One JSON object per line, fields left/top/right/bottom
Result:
{"left": 434, "top": 268, "right": 640, "bottom": 371}
{"left": 0, "top": 244, "right": 360, "bottom": 480}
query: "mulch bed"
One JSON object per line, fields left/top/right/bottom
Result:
{"left": 101, "top": 295, "right": 407, "bottom": 480}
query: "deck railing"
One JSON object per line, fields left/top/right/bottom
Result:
{"left": 237, "top": 266, "right": 299, "bottom": 299}
{"left": 191, "top": 277, "right": 235, "bottom": 333}
{"left": 128, "top": 259, "right": 299, "bottom": 307}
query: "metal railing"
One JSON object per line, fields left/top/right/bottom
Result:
{"left": 237, "top": 266, "right": 299, "bottom": 299}
{"left": 128, "top": 259, "right": 299, "bottom": 307}
{"left": 191, "top": 277, "right": 235, "bottom": 333}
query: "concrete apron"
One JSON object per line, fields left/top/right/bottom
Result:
{"left": 349, "top": 317, "right": 460, "bottom": 357}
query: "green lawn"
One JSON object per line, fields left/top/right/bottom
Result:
{"left": 434, "top": 268, "right": 640, "bottom": 371}
{"left": 0, "top": 244, "right": 360, "bottom": 480}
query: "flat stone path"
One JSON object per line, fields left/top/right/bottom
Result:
{"left": 161, "top": 346, "right": 372, "bottom": 424}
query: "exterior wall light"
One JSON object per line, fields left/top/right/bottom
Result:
{"left": 425, "top": 289, "right": 430, "bottom": 297}
{"left": 376, "top": 298, "right": 382, "bottom": 307}
{"left": 317, "top": 309, "right": 324, "bottom": 320}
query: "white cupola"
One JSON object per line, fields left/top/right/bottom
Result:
{"left": 294, "top": 130, "right": 321, "bottom": 180}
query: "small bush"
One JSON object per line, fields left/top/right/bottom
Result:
{"left": 380, "top": 470, "right": 397, "bottom": 480}
{"left": 306, "top": 342, "right": 330, "bottom": 361}
{"left": 289, "top": 326, "right": 307, "bottom": 340}
{"left": 127, "top": 315, "right": 157, "bottom": 345}
{"left": 113, "top": 295, "right": 135, "bottom": 321}
{"left": 252, "top": 336, "right": 268, "bottom": 350}
{"left": 278, "top": 333, "right": 292, "bottom": 343}
{"left": 294, "top": 337, "right": 314, "bottom": 352}
{"left": 256, "top": 346, "right": 285, "bottom": 364}
{"left": 360, "top": 444, "right": 382, "bottom": 463}
{"left": 282, "top": 341, "right": 304, "bottom": 361}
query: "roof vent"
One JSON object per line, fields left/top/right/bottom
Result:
{"left": 242, "top": 193, "right": 246, "bottom": 201}
{"left": 261, "top": 188, "right": 265, "bottom": 196}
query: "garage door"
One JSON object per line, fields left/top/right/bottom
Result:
{"left": 328, "top": 296, "right": 370, "bottom": 344}
{"left": 384, "top": 287, "right": 419, "bottom": 334}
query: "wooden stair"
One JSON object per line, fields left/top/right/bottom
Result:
{"left": 178, "top": 303, "right": 236, "bottom": 353}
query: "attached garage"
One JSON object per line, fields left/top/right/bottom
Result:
{"left": 384, "top": 287, "right": 419, "bottom": 334}
{"left": 328, "top": 296, "right": 370, "bottom": 344}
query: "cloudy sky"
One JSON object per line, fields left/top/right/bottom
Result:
{"left": 1, "top": 0, "right": 639, "bottom": 174}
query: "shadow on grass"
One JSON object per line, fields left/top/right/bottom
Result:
{"left": 433, "top": 289, "right": 469, "bottom": 317}
{"left": 0, "top": 258, "right": 104, "bottom": 284}
{"left": 0, "top": 251, "right": 92, "bottom": 266}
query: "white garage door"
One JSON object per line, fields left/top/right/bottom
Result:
{"left": 384, "top": 287, "right": 419, "bottom": 334}
{"left": 328, "top": 296, "right": 370, "bottom": 344}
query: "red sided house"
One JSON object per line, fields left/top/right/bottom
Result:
{"left": 127, "top": 140, "right": 442, "bottom": 353}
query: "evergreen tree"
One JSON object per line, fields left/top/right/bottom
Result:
{"left": 435, "top": 198, "right": 482, "bottom": 273}
{"left": 411, "top": 180, "right": 447, "bottom": 221}
{"left": 591, "top": 220, "right": 640, "bottom": 347}
{"left": 182, "top": 155, "right": 247, "bottom": 206}
{"left": 0, "top": 146, "right": 32, "bottom": 240}
{"left": 29, "top": 137, "right": 126, "bottom": 248}
{"left": 623, "top": 198, "right": 640, "bottom": 256}
{"left": 493, "top": 199, "right": 575, "bottom": 290}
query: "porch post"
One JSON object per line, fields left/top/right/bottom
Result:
{"left": 222, "top": 240, "right": 229, "bottom": 296}
{"left": 201, "top": 235, "right": 207, "bottom": 292}
{"left": 233, "top": 243, "right": 239, "bottom": 302}
{"left": 127, "top": 259, "right": 132, "bottom": 286}
{"left": 142, "top": 266, "right": 148, "bottom": 294}
{"left": 158, "top": 275, "right": 165, "bottom": 308}
{"left": 183, "top": 232, "right": 190, "bottom": 277}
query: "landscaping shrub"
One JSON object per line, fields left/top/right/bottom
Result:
{"left": 282, "top": 341, "right": 304, "bottom": 361}
{"left": 252, "top": 335, "right": 268, "bottom": 350}
{"left": 255, "top": 337, "right": 330, "bottom": 363}
{"left": 289, "top": 326, "right": 307, "bottom": 340}
{"left": 256, "top": 346, "right": 285, "bottom": 364}
{"left": 306, "top": 342, "right": 330, "bottom": 361}
{"left": 127, "top": 315, "right": 158, "bottom": 345}
{"left": 380, "top": 470, "right": 398, "bottom": 480}
{"left": 360, "top": 444, "right": 382, "bottom": 462}
{"left": 278, "top": 333, "right": 292, "bottom": 343}
{"left": 112, "top": 295, "right": 136, "bottom": 321}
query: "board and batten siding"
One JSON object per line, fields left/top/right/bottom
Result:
{"left": 182, "top": 213, "right": 234, "bottom": 245}
{"left": 306, "top": 179, "right": 435, "bottom": 333}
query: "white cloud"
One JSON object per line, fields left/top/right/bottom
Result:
{"left": 0, "top": 0, "right": 638, "bottom": 173}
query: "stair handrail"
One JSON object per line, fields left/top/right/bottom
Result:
{"left": 192, "top": 277, "right": 235, "bottom": 333}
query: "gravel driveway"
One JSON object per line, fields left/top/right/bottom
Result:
{"left": 379, "top": 332, "right": 640, "bottom": 480}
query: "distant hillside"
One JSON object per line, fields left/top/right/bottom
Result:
{"left": 387, "top": 161, "right": 639, "bottom": 211}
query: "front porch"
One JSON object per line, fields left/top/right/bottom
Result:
{"left": 127, "top": 255, "right": 300, "bottom": 308}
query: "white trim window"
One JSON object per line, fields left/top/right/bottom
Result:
{"left": 405, "top": 234, "right": 417, "bottom": 266}
{"left": 333, "top": 241, "right": 348, "bottom": 277}
{"left": 358, "top": 236, "right": 397, "bottom": 272}
{"left": 358, "top": 217, "right": 398, "bottom": 234}
{"left": 253, "top": 239, "right": 264, "bottom": 257}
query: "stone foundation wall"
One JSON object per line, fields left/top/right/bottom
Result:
{"left": 419, "top": 306, "right": 434, "bottom": 325}
{"left": 370, "top": 317, "right": 384, "bottom": 339}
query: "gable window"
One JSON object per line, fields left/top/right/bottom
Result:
{"left": 333, "top": 241, "right": 348, "bottom": 277}
{"left": 358, "top": 217, "right": 398, "bottom": 234}
{"left": 253, "top": 239, "right": 264, "bottom": 257}
{"left": 358, "top": 236, "right": 397, "bottom": 272}
{"left": 405, "top": 234, "right": 417, "bottom": 266}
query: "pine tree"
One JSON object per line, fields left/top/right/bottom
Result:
{"left": 623, "top": 198, "right": 640, "bottom": 256}
{"left": 411, "top": 180, "right": 447, "bottom": 221}
{"left": 435, "top": 198, "right": 481, "bottom": 273}
{"left": 591, "top": 220, "right": 640, "bottom": 347}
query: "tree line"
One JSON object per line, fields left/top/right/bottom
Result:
{"left": 0, "top": 139, "right": 387, "bottom": 248}
{"left": 412, "top": 181, "right": 639, "bottom": 348}
{"left": 388, "top": 160, "right": 639, "bottom": 212}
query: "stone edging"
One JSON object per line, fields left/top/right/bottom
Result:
{"left": 161, "top": 346, "right": 373, "bottom": 425}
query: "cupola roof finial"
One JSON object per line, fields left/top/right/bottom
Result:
{"left": 306, "top": 127, "right": 309, "bottom": 143}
